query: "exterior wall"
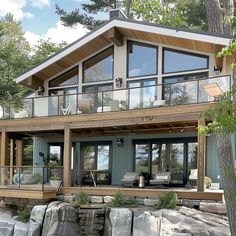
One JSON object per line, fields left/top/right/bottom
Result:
{"left": 206, "top": 136, "right": 221, "bottom": 184}
{"left": 34, "top": 132, "right": 198, "bottom": 185}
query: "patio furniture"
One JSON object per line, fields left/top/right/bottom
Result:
{"left": 97, "top": 106, "right": 112, "bottom": 113}
{"left": 60, "top": 105, "right": 72, "bottom": 115}
{"left": 13, "top": 173, "right": 41, "bottom": 185}
{"left": 78, "top": 99, "right": 91, "bottom": 113}
{"left": 189, "top": 169, "right": 198, "bottom": 186}
{"left": 149, "top": 172, "right": 171, "bottom": 187}
{"left": 121, "top": 172, "right": 139, "bottom": 187}
{"left": 108, "top": 100, "right": 127, "bottom": 111}
{"left": 153, "top": 100, "right": 166, "bottom": 107}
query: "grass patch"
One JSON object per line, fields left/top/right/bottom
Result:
{"left": 109, "top": 192, "right": 137, "bottom": 207}
{"left": 16, "top": 208, "right": 31, "bottom": 223}
{"left": 155, "top": 191, "right": 178, "bottom": 210}
{"left": 74, "top": 191, "right": 90, "bottom": 206}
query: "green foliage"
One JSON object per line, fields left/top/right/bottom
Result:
{"left": 110, "top": 192, "right": 137, "bottom": 207}
{"left": 204, "top": 176, "right": 212, "bottom": 188}
{"left": 0, "top": 14, "right": 31, "bottom": 103}
{"left": 55, "top": 0, "right": 207, "bottom": 31}
{"left": 199, "top": 89, "right": 236, "bottom": 135}
{"left": 16, "top": 207, "right": 31, "bottom": 223}
{"left": 30, "top": 39, "right": 67, "bottom": 67}
{"left": 74, "top": 191, "right": 90, "bottom": 205}
{"left": 155, "top": 192, "right": 178, "bottom": 209}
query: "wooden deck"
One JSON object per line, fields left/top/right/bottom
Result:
{"left": 0, "top": 189, "right": 56, "bottom": 200}
{"left": 62, "top": 186, "right": 224, "bottom": 201}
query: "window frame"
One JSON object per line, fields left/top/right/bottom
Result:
{"left": 48, "top": 66, "right": 79, "bottom": 88}
{"left": 82, "top": 46, "right": 114, "bottom": 84}
{"left": 127, "top": 40, "right": 158, "bottom": 79}
{"left": 162, "top": 47, "right": 209, "bottom": 75}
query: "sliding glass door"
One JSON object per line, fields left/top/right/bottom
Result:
{"left": 81, "top": 143, "right": 111, "bottom": 185}
{"left": 134, "top": 138, "right": 197, "bottom": 186}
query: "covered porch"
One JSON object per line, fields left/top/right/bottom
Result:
{"left": 0, "top": 102, "right": 220, "bottom": 200}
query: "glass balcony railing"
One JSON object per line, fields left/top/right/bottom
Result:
{"left": 0, "top": 75, "right": 231, "bottom": 119}
{"left": 0, "top": 166, "right": 63, "bottom": 191}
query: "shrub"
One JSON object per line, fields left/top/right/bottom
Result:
{"left": 155, "top": 191, "right": 178, "bottom": 210}
{"left": 110, "top": 192, "right": 137, "bottom": 207}
{"left": 16, "top": 208, "right": 31, "bottom": 223}
{"left": 74, "top": 191, "right": 89, "bottom": 206}
{"left": 205, "top": 176, "right": 212, "bottom": 188}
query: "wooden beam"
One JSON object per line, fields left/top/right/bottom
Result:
{"left": 0, "top": 128, "right": 9, "bottom": 185}
{"left": 197, "top": 118, "right": 206, "bottom": 192}
{"left": 62, "top": 187, "right": 223, "bottom": 201}
{"left": 27, "top": 76, "right": 44, "bottom": 90}
{"left": 9, "top": 139, "right": 14, "bottom": 183}
{"left": 63, "top": 123, "right": 72, "bottom": 187}
{"left": 108, "top": 27, "right": 123, "bottom": 46}
{"left": 15, "top": 140, "right": 23, "bottom": 167}
{"left": 0, "top": 128, "right": 9, "bottom": 166}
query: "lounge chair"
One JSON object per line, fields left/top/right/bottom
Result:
{"left": 149, "top": 172, "right": 171, "bottom": 187}
{"left": 189, "top": 169, "right": 198, "bottom": 186}
{"left": 121, "top": 172, "right": 139, "bottom": 187}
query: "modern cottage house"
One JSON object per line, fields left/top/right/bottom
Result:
{"left": 0, "top": 12, "right": 232, "bottom": 200}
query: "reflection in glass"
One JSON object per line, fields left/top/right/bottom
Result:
{"left": 163, "top": 73, "right": 207, "bottom": 105}
{"left": 128, "top": 79, "right": 156, "bottom": 109}
{"left": 97, "top": 145, "right": 109, "bottom": 170}
{"left": 49, "top": 67, "right": 78, "bottom": 87}
{"left": 83, "top": 84, "right": 113, "bottom": 112}
{"left": 83, "top": 47, "right": 113, "bottom": 83}
{"left": 188, "top": 143, "right": 198, "bottom": 173}
{"left": 163, "top": 49, "right": 208, "bottom": 73}
{"left": 135, "top": 144, "right": 149, "bottom": 173}
{"left": 152, "top": 144, "right": 166, "bottom": 174}
{"left": 50, "top": 88, "right": 77, "bottom": 115}
{"left": 83, "top": 146, "right": 96, "bottom": 170}
{"left": 128, "top": 41, "right": 157, "bottom": 77}
{"left": 169, "top": 143, "right": 184, "bottom": 184}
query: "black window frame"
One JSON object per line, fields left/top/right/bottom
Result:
{"left": 127, "top": 40, "right": 158, "bottom": 79}
{"left": 48, "top": 67, "right": 79, "bottom": 88}
{"left": 133, "top": 137, "right": 197, "bottom": 186}
{"left": 82, "top": 46, "right": 114, "bottom": 84}
{"left": 162, "top": 47, "right": 209, "bottom": 75}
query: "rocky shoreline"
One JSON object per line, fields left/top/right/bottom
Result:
{"left": 0, "top": 198, "right": 230, "bottom": 236}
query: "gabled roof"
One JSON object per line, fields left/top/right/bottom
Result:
{"left": 17, "top": 18, "right": 231, "bottom": 89}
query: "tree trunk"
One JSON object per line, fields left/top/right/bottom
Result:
{"left": 204, "top": 0, "right": 224, "bottom": 34}
{"left": 216, "top": 134, "right": 236, "bottom": 235}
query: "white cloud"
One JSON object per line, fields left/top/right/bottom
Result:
{"left": 29, "top": 0, "right": 50, "bottom": 9}
{"left": 44, "top": 21, "right": 88, "bottom": 44}
{"left": 24, "top": 31, "right": 40, "bottom": 47}
{"left": 0, "top": 0, "right": 33, "bottom": 20}
{"left": 25, "top": 21, "right": 88, "bottom": 47}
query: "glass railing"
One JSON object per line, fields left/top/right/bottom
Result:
{"left": 0, "top": 166, "right": 63, "bottom": 191}
{"left": 0, "top": 75, "right": 231, "bottom": 119}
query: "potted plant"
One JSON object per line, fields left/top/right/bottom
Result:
{"left": 50, "top": 175, "right": 62, "bottom": 188}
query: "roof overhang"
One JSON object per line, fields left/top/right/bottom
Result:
{"left": 17, "top": 19, "right": 231, "bottom": 89}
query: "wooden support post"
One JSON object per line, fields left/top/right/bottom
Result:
{"left": 0, "top": 128, "right": 9, "bottom": 185}
{"left": 197, "top": 118, "right": 206, "bottom": 192}
{"left": 63, "top": 123, "right": 72, "bottom": 187}
{"left": 108, "top": 27, "right": 123, "bottom": 46}
{"left": 10, "top": 139, "right": 14, "bottom": 183}
{"left": 15, "top": 140, "right": 23, "bottom": 167}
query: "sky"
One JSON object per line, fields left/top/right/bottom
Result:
{"left": 0, "top": 0, "right": 107, "bottom": 46}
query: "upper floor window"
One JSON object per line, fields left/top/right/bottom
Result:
{"left": 83, "top": 47, "right": 114, "bottom": 83}
{"left": 127, "top": 41, "right": 158, "bottom": 78}
{"left": 163, "top": 48, "right": 208, "bottom": 74}
{"left": 49, "top": 67, "right": 78, "bottom": 87}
